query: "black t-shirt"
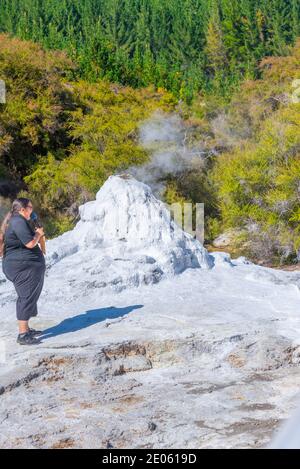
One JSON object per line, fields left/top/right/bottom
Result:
{"left": 3, "top": 213, "right": 44, "bottom": 261}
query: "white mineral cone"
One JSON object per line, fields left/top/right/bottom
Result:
{"left": 42, "top": 174, "right": 213, "bottom": 300}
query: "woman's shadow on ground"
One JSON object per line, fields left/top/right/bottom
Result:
{"left": 40, "top": 304, "right": 144, "bottom": 340}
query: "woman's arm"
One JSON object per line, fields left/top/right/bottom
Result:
{"left": 25, "top": 231, "right": 44, "bottom": 249}
{"left": 12, "top": 218, "right": 44, "bottom": 250}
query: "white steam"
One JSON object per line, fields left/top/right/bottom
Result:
{"left": 126, "top": 110, "right": 207, "bottom": 197}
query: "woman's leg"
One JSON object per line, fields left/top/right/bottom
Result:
{"left": 28, "top": 264, "right": 45, "bottom": 319}
{"left": 18, "top": 320, "right": 29, "bottom": 334}
{"left": 2, "top": 260, "right": 28, "bottom": 334}
{"left": 2, "top": 259, "right": 30, "bottom": 323}
{"left": 2, "top": 259, "right": 44, "bottom": 344}
{"left": 3, "top": 259, "right": 46, "bottom": 338}
{"left": 14, "top": 261, "right": 45, "bottom": 322}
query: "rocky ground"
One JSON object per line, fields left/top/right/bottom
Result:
{"left": 1, "top": 175, "right": 300, "bottom": 448}
{"left": 1, "top": 260, "right": 300, "bottom": 449}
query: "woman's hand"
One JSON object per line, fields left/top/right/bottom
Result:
{"left": 25, "top": 227, "right": 45, "bottom": 249}
{"left": 35, "top": 227, "right": 45, "bottom": 237}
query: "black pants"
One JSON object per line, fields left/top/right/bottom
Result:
{"left": 2, "top": 257, "right": 46, "bottom": 321}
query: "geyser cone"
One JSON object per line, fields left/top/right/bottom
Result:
{"left": 44, "top": 175, "right": 213, "bottom": 299}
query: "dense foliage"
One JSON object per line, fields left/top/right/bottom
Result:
{"left": 0, "top": 0, "right": 299, "bottom": 102}
{"left": 210, "top": 39, "right": 300, "bottom": 264}
{"left": 0, "top": 34, "right": 175, "bottom": 236}
{"left": 0, "top": 28, "right": 300, "bottom": 265}
{"left": 0, "top": 33, "right": 75, "bottom": 180}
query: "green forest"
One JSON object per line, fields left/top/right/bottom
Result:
{"left": 0, "top": 0, "right": 299, "bottom": 102}
{"left": 0, "top": 1, "right": 300, "bottom": 266}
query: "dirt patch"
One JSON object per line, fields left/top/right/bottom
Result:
{"left": 118, "top": 395, "right": 144, "bottom": 405}
{"left": 239, "top": 403, "right": 276, "bottom": 411}
{"left": 227, "top": 353, "right": 246, "bottom": 368}
{"left": 224, "top": 417, "right": 281, "bottom": 437}
{"left": 50, "top": 438, "right": 75, "bottom": 449}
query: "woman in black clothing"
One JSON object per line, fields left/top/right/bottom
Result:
{"left": 1, "top": 198, "right": 46, "bottom": 345}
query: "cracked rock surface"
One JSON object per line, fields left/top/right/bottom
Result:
{"left": 1, "top": 262, "right": 300, "bottom": 448}
{"left": 1, "top": 175, "right": 300, "bottom": 448}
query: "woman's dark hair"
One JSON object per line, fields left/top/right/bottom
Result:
{"left": 0, "top": 197, "right": 31, "bottom": 237}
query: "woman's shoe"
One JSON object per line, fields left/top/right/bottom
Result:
{"left": 17, "top": 332, "right": 41, "bottom": 345}
{"left": 28, "top": 328, "right": 43, "bottom": 336}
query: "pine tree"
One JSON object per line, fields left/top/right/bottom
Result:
{"left": 204, "top": 1, "right": 228, "bottom": 78}
{"left": 0, "top": 0, "right": 299, "bottom": 102}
